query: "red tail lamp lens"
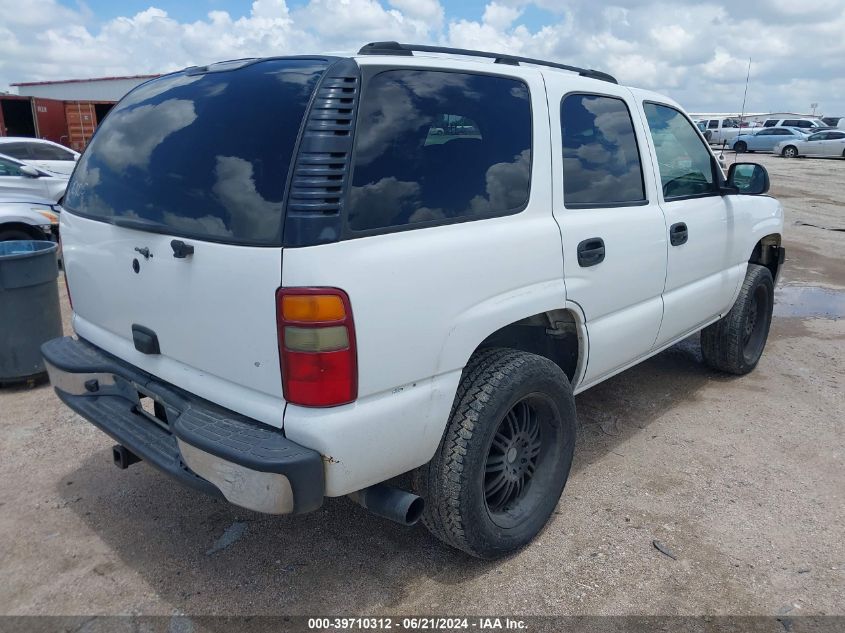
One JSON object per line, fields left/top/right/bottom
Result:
{"left": 276, "top": 288, "right": 357, "bottom": 407}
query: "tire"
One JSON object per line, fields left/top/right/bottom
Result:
{"left": 704, "top": 130, "right": 712, "bottom": 142}
{"left": 701, "top": 264, "right": 774, "bottom": 375}
{"left": 782, "top": 145, "right": 798, "bottom": 158}
{"left": 414, "top": 348, "right": 577, "bottom": 559}
{"left": 0, "top": 228, "right": 35, "bottom": 242}
{"left": 734, "top": 141, "right": 747, "bottom": 153}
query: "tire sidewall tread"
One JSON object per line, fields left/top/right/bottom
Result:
{"left": 415, "top": 348, "right": 576, "bottom": 558}
{"left": 701, "top": 264, "right": 774, "bottom": 375}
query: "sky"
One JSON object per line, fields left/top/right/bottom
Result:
{"left": 1, "top": 0, "right": 843, "bottom": 115}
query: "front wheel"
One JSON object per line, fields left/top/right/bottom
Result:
{"left": 701, "top": 264, "right": 774, "bottom": 375}
{"left": 0, "top": 228, "right": 35, "bottom": 242}
{"left": 782, "top": 145, "right": 798, "bottom": 158}
{"left": 734, "top": 141, "right": 747, "bottom": 153}
{"left": 414, "top": 348, "right": 576, "bottom": 559}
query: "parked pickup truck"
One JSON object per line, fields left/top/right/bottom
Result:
{"left": 695, "top": 117, "right": 744, "bottom": 145}
{"left": 43, "top": 42, "right": 784, "bottom": 559}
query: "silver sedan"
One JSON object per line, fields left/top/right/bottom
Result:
{"left": 775, "top": 130, "right": 845, "bottom": 158}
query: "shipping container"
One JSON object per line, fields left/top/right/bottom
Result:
{"left": 1, "top": 95, "right": 72, "bottom": 147}
{"left": 64, "top": 101, "right": 115, "bottom": 151}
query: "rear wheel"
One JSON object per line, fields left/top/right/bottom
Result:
{"left": 782, "top": 145, "right": 798, "bottom": 158}
{"left": 414, "top": 348, "right": 576, "bottom": 559}
{"left": 701, "top": 264, "right": 774, "bottom": 375}
{"left": 734, "top": 141, "right": 747, "bottom": 153}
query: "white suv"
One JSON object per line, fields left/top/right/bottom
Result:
{"left": 43, "top": 43, "right": 784, "bottom": 558}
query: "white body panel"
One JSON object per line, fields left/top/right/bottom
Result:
{"left": 0, "top": 154, "right": 67, "bottom": 201}
{"left": 61, "top": 212, "right": 286, "bottom": 427}
{"left": 22, "top": 159, "right": 75, "bottom": 177}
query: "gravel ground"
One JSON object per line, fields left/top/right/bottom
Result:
{"left": 0, "top": 152, "right": 843, "bottom": 618}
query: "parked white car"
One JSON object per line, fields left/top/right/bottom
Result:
{"left": 0, "top": 137, "right": 80, "bottom": 177}
{"left": 695, "top": 117, "right": 742, "bottom": 145}
{"left": 0, "top": 194, "right": 59, "bottom": 242}
{"left": 0, "top": 154, "right": 68, "bottom": 202}
{"left": 775, "top": 130, "right": 845, "bottom": 158}
{"left": 43, "top": 44, "right": 784, "bottom": 559}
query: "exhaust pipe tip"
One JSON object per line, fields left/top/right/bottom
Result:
{"left": 403, "top": 495, "right": 425, "bottom": 525}
{"left": 349, "top": 483, "right": 425, "bottom": 526}
{"left": 112, "top": 444, "right": 141, "bottom": 469}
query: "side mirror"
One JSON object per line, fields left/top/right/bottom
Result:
{"left": 725, "top": 162, "right": 770, "bottom": 195}
{"left": 19, "top": 165, "right": 41, "bottom": 178}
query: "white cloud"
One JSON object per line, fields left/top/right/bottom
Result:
{"left": 0, "top": 0, "right": 843, "bottom": 115}
{"left": 483, "top": 2, "right": 523, "bottom": 30}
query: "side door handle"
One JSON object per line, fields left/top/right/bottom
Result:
{"left": 669, "top": 222, "right": 688, "bottom": 246}
{"left": 577, "top": 237, "right": 605, "bottom": 267}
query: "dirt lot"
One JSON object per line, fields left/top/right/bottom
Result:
{"left": 1, "top": 152, "right": 843, "bottom": 618}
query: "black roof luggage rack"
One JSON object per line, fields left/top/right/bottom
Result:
{"left": 358, "top": 41, "right": 618, "bottom": 84}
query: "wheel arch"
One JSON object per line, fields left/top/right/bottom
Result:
{"left": 0, "top": 221, "right": 46, "bottom": 240}
{"left": 748, "top": 232, "right": 783, "bottom": 283}
{"left": 439, "top": 292, "right": 589, "bottom": 392}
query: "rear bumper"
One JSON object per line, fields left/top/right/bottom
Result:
{"left": 41, "top": 336, "right": 324, "bottom": 515}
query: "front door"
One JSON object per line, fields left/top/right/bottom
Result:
{"left": 803, "top": 132, "right": 828, "bottom": 156}
{"left": 546, "top": 78, "right": 668, "bottom": 386}
{"left": 0, "top": 156, "right": 46, "bottom": 197}
{"left": 636, "top": 101, "right": 742, "bottom": 347}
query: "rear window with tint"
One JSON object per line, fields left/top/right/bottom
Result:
{"left": 64, "top": 59, "right": 327, "bottom": 245}
{"left": 348, "top": 70, "right": 532, "bottom": 232}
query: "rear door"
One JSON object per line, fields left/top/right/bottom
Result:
{"left": 61, "top": 59, "right": 329, "bottom": 427}
{"left": 821, "top": 131, "right": 845, "bottom": 156}
{"left": 546, "top": 77, "right": 668, "bottom": 384}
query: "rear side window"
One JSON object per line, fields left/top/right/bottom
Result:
{"left": 643, "top": 102, "right": 716, "bottom": 199}
{"left": 64, "top": 59, "right": 327, "bottom": 245}
{"left": 29, "top": 143, "right": 75, "bottom": 160}
{"left": 348, "top": 70, "right": 532, "bottom": 232}
{"left": 560, "top": 94, "right": 646, "bottom": 207}
{"left": 763, "top": 120, "right": 777, "bottom": 127}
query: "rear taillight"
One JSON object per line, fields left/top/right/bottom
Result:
{"left": 276, "top": 288, "right": 357, "bottom": 407}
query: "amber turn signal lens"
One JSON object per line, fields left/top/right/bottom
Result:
{"left": 281, "top": 294, "right": 345, "bottom": 322}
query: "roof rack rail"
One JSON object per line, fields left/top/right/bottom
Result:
{"left": 357, "top": 42, "right": 618, "bottom": 84}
